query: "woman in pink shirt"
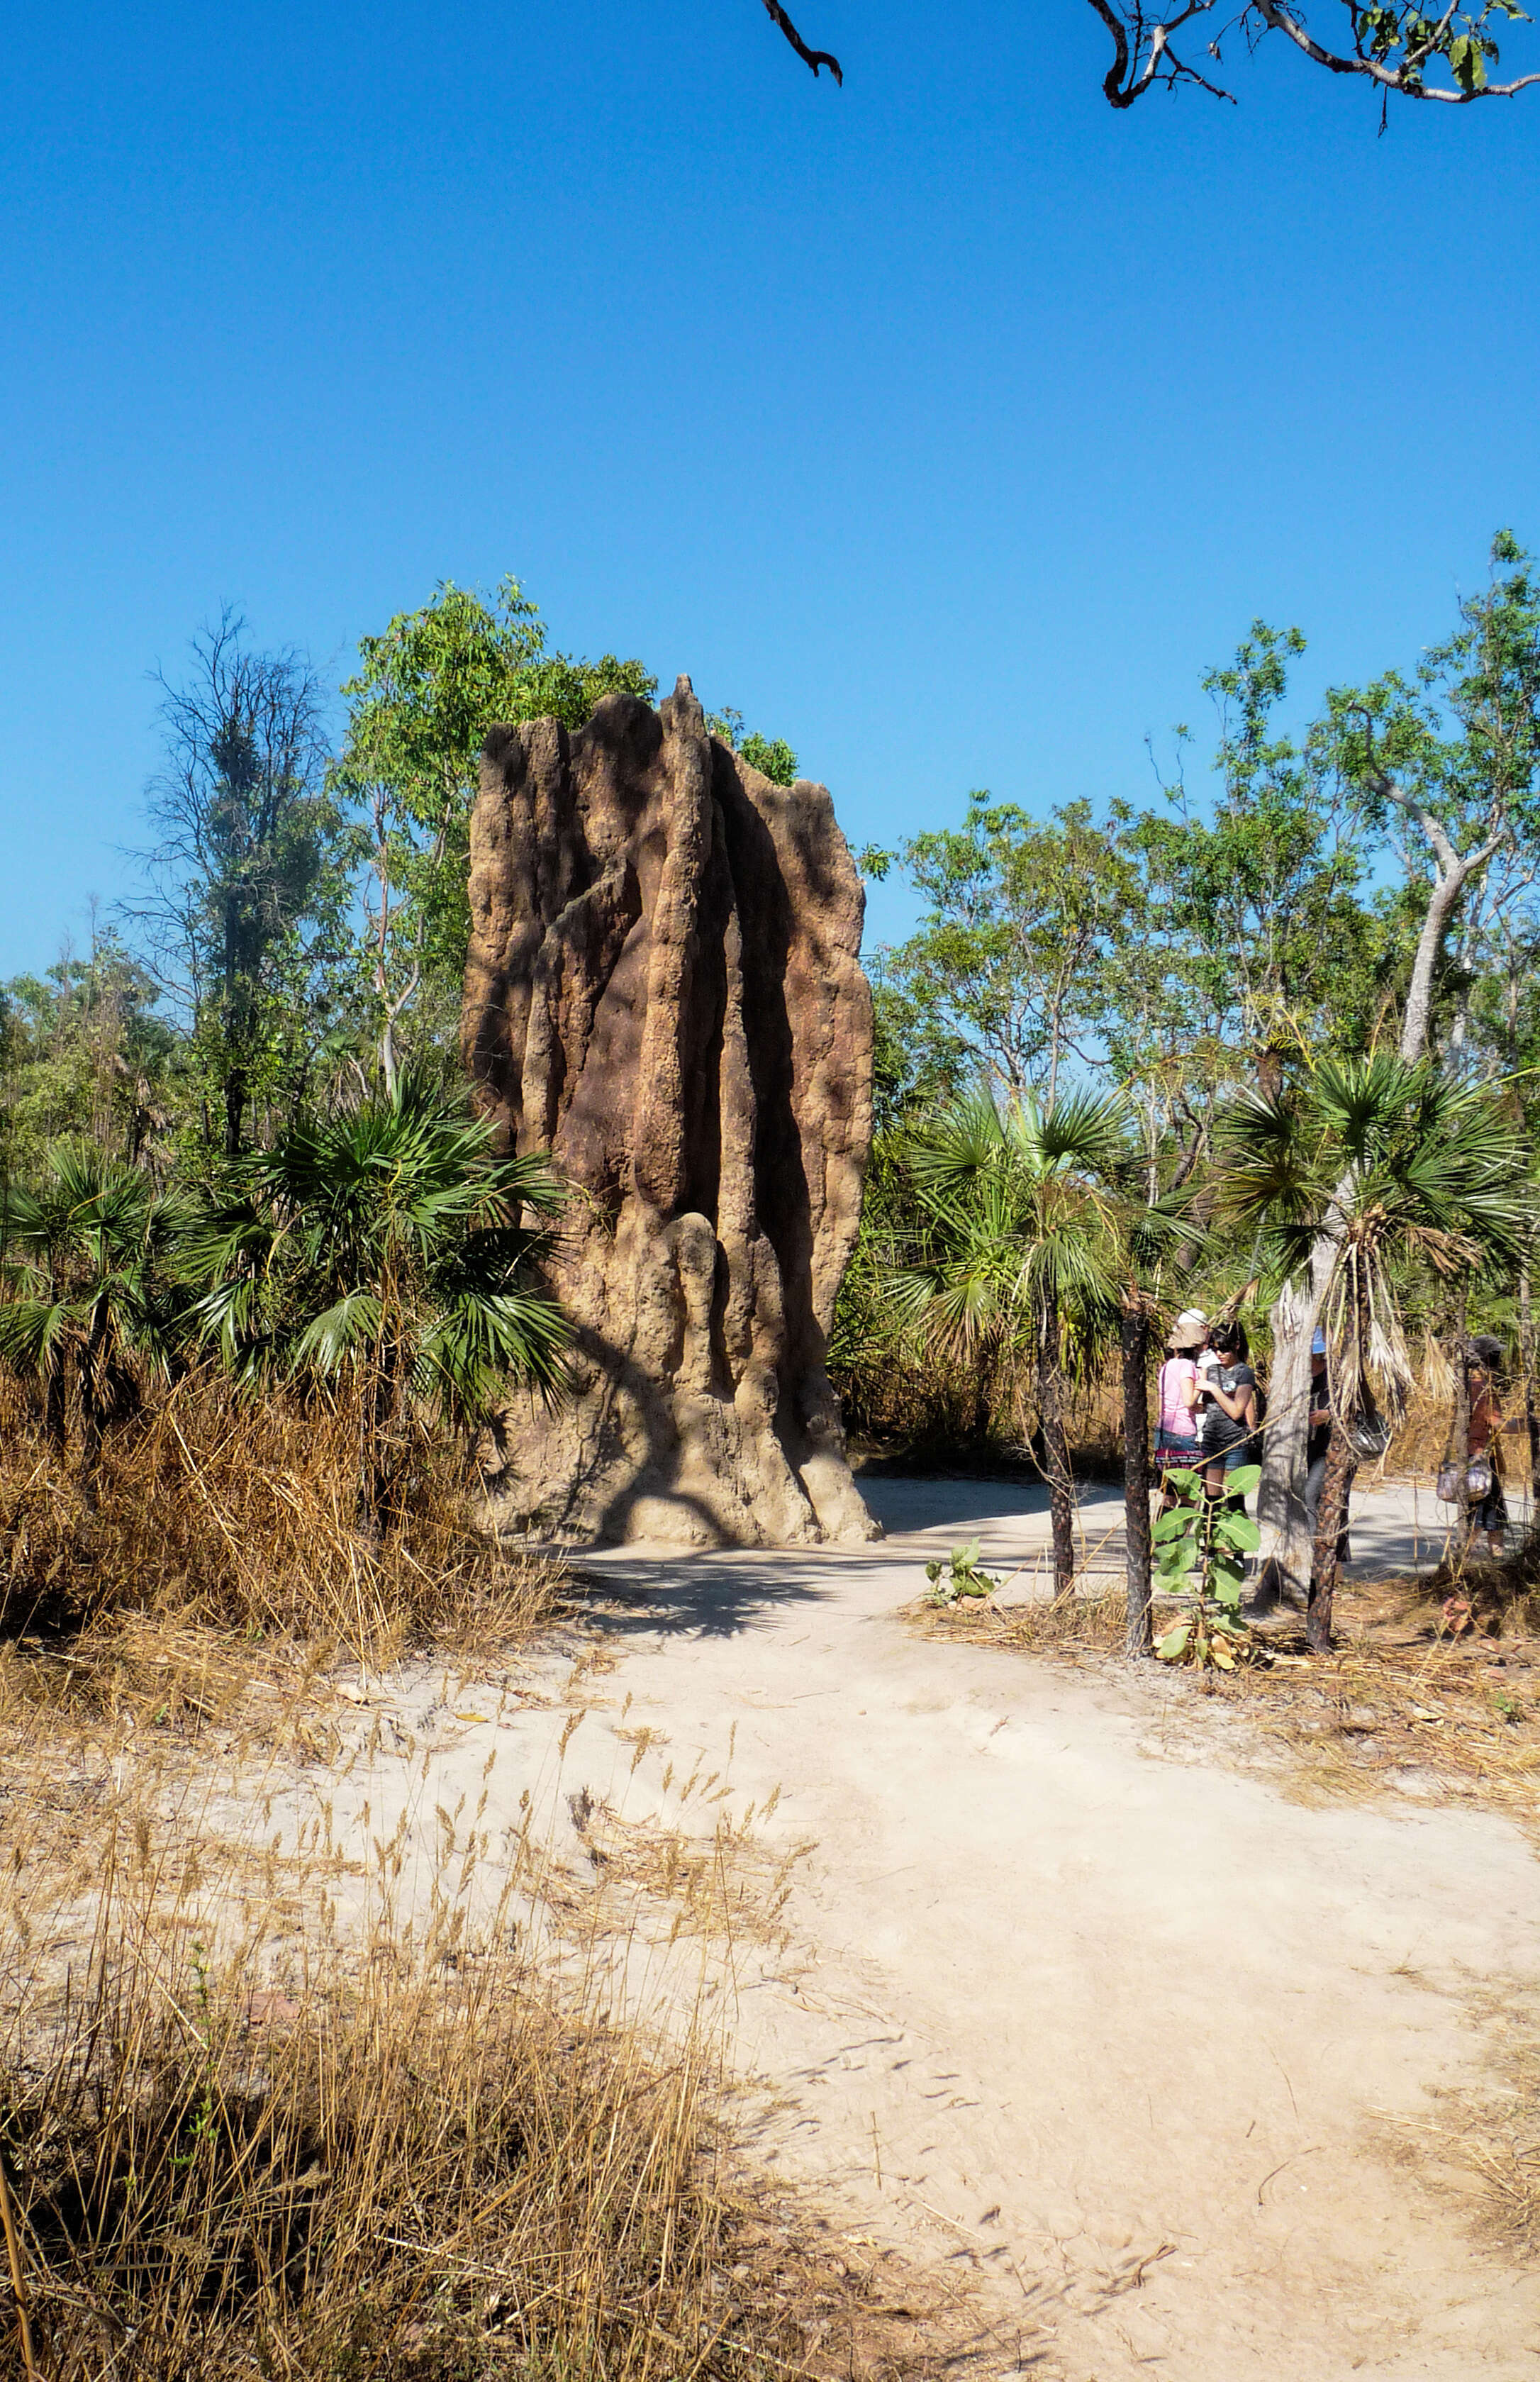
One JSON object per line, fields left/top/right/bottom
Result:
{"left": 1155, "top": 1309, "right": 1208, "bottom": 1505}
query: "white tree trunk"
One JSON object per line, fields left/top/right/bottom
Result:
{"left": 1254, "top": 1241, "right": 1337, "bottom": 1605}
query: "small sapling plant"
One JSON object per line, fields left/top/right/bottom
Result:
{"left": 925, "top": 1539, "right": 1000, "bottom": 1605}
{"left": 1152, "top": 1464, "right": 1261, "bottom": 1669}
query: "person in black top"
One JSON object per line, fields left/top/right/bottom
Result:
{"left": 1199, "top": 1319, "right": 1259, "bottom": 1510}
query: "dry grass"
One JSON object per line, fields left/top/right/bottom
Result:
{"left": 0, "top": 1376, "right": 561, "bottom": 1740}
{"left": 1411, "top": 2016, "right": 1540, "bottom": 2261}
{"left": 1232, "top": 1571, "right": 1540, "bottom": 1824}
{"left": 920, "top": 1584, "right": 1131, "bottom": 1656}
{"left": 920, "top": 1551, "right": 1540, "bottom": 1826}
{"left": 0, "top": 1794, "right": 973, "bottom": 2382}
{"left": 0, "top": 1381, "right": 988, "bottom": 2382}
{"left": 576, "top": 1800, "right": 817, "bottom": 1952}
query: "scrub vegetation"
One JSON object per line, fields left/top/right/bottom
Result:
{"left": 5, "top": 544, "right": 1540, "bottom": 2371}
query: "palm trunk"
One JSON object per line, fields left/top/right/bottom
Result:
{"left": 43, "top": 1365, "right": 67, "bottom": 1454}
{"left": 1122, "top": 1303, "right": 1152, "bottom": 1657}
{"left": 1039, "top": 1296, "right": 1076, "bottom": 1598}
{"left": 971, "top": 1353, "right": 993, "bottom": 1449}
{"left": 79, "top": 1306, "right": 110, "bottom": 1510}
{"left": 1254, "top": 1243, "right": 1334, "bottom": 1606}
{"left": 1307, "top": 1415, "right": 1354, "bottom": 1652}
{"left": 1519, "top": 1262, "right": 1539, "bottom": 1500}
{"left": 1449, "top": 1296, "right": 1473, "bottom": 1557}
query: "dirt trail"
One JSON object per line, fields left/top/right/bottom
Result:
{"left": 298, "top": 1478, "right": 1540, "bottom": 2379}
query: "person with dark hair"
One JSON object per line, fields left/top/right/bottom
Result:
{"left": 1465, "top": 1336, "right": 1508, "bottom": 1558}
{"left": 1198, "top": 1318, "right": 1260, "bottom": 1510}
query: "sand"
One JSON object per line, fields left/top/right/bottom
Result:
{"left": 284, "top": 1474, "right": 1540, "bottom": 2379}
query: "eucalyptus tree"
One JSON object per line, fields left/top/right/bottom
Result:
{"left": 135, "top": 610, "right": 343, "bottom": 1158}
{"left": 182, "top": 1072, "right": 570, "bottom": 1532}
{"left": 891, "top": 1089, "right": 1128, "bottom": 1598}
{"left": 864, "top": 800, "right": 1142, "bottom": 1108}
{"left": 706, "top": 708, "right": 800, "bottom": 787}
{"left": 332, "top": 577, "right": 654, "bottom": 1089}
{"left": 1256, "top": 539, "right": 1540, "bottom": 1599}
{"left": 1219, "top": 1054, "right": 1528, "bottom": 1649}
{"left": 756, "top": 0, "right": 1540, "bottom": 109}
{"left": 0, "top": 1142, "right": 187, "bottom": 1492}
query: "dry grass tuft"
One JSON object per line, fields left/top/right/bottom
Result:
{"left": 0, "top": 1854, "right": 915, "bottom": 2381}
{"left": 0, "top": 1376, "right": 561, "bottom": 1729}
{"left": 578, "top": 1801, "right": 818, "bottom": 1951}
{"left": 0, "top": 1752, "right": 979, "bottom": 2382}
{"left": 920, "top": 1584, "right": 1131, "bottom": 1656}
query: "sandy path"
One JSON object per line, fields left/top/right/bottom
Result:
{"left": 292, "top": 1477, "right": 1540, "bottom": 2379}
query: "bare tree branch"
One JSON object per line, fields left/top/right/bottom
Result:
{"left": 759, "top": 0, "right": 842, "bottom": 82}
{"left": 1084, "top": 0, "right": 1238, "bottom": 104}
{"left": 750, "top": 0, "right": 1539, "bottom": 108}
{"left": 1249, "top": 0, "right": 1540, "bottom": 99}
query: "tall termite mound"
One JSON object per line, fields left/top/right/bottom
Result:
{"left": 462, "top": 674, "right": 880, "bottom": 1547}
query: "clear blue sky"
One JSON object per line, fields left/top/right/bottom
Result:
{"left": 2, "top": 0, "right": 1537, "bottom": 976}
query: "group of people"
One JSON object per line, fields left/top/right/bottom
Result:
{"left": 1154, "top": 1310, "right": 1262, "bottom": 1511}
{"left": 1152, "top": 1307, "right": 1510, "bottom": 1558}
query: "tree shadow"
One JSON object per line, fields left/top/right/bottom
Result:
{"left": 551, "top": 1473, "right": 1073, "bottom": 1642}
{"left": 559, "top": 1537, "right": 900, "bottom": 1642}
{"left": 857, "top": 1474, "right": 1051, "bottom": 1537}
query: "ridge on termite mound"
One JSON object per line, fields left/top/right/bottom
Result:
{"left": 462, "top": 674, "right": 881, "bottom": 1547}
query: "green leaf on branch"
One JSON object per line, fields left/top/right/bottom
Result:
{"left": 1156, "top": 1623, "right": 1192, "bottom": 1662}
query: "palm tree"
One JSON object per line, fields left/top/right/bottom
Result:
{"left": 1219, "top": 1054, "right": 1529, "bottom": 1651}
{"left": 182, "top": 1072, "right": 570, "bottom": 1530}
{"left": 0, "top": 1140, "right": 186, "bottom": 1493}
{"left": 891, "top": 1089, "right": 1128, "bottom": 1597}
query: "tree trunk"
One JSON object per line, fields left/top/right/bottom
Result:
{"left": 79, "top": 1308, "right": 109, "bottom": 1511}
{"left": 1519, "top": 1262, "right": 1539, "bottom": 1502}
{"left": 44, "top": 1364, "right": 67, "bottom": 1454}
{"left": 1122, "top": 1304, "right": 1153, "bottom": 1657}
{"left": 1449, "top": 1296, "right": 1472, "bottom": 1555}
{"left": 223, "top": 1064, "right": 247, "bottom": 1160}
{"left": 1400, "top": 862, "right": 1471, "bottom": 1065}
{"left": 1307, "top": 1414, "right": 1354, "bottom": 1653}
{"left": 971, "top": 1353, "right": 993, "bottom": 1449}
{"left": 1039, "top": 1298, "right": 1076, "bottom": 1598}
{"left": 1254, "top": 1235, "right": 1335, "bottom": 1606}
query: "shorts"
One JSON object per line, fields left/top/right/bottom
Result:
{"left": 1469, "top": 1480, "right": 1508, "bottom": 1534}
{"left": 1154, "top": 1432, "right": 1202, "bottom": 1471}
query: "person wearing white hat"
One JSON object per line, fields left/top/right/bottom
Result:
{"left": 1155, "top": 1309, "right": 1208, "bottom": 1501}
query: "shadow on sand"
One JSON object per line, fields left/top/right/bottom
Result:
{"left": 554, "top": 1474, "right": 1061, "bottom": 1644}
